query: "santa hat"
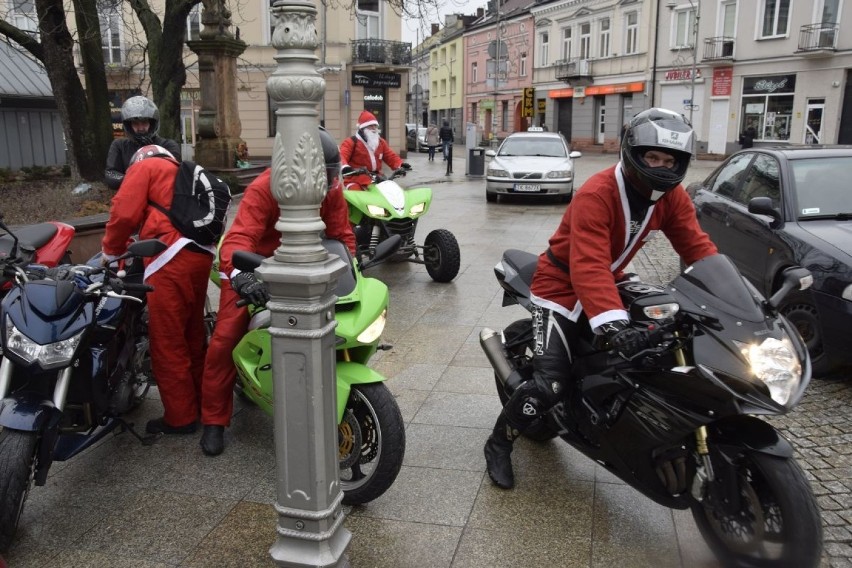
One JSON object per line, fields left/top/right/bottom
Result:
{"left": 357, "top": 110, "right": 379, "bottom": 130}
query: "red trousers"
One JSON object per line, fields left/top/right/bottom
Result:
{"left": 200, "top": 284, "right": 248, "bottom": 426}
{"left": 146, "top": 249, "right": 212, "bottom": 427}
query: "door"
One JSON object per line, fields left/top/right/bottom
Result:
{"left": 708, "top": 99, "right": 729, "bottom": 154}
{"left": 804, "top": 99, "right": 825, "bottom": 144}
{"left": 180, "top": 108, "right": 196, "bottom": 161}
{"left": 595, "top": 96, "right": 605, "bottom": 144}
{"left": 692, "top": 152, "right": 754, "bottom": 257}
{"left": 557, "top": 98, "right": 573, "bottom": 142}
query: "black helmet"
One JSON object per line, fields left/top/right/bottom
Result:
{"left": 121, "top": 96, "right": 160, "bottom": 144}
{"left": 319, "top": 126, "right": 341, "bottom": 187}
{"left": 621, "top": 108, "right": 694, "bottom": 201}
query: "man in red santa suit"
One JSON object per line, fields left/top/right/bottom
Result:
{"left": 483, "top": 108, "right": 719, "bottom": 489}
{"left": 101, "top": 145, "right": 214, "bottom": 435}
{"left": 339, "top": 110, "right": 409, "bottom": 190}
{"left": 198, "top": 127, "right": 356, "bottom": 456}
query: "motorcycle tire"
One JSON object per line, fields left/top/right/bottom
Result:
{"left": 423, "top": 229, "right": 460, "bottom": 283}
{"left": 690, "top": 452, "right": 822, "bottom": 568}
{"left": 0, "top": 429, "right": 38, "bottom": 553}
{"left": 339, "top": 383, "right": 405, "bottom": 506}
{"left": 496, "top": 319, "right": 557, "bottom": 443}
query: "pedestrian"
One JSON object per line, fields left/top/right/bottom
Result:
{"left": 483, "top": 108, "right": 719, "bottom": 490}
{"left": 101, "top": 144, "right": 214, "bottom": 435}
{"left": 439, "top": 120, "right": 454, "bottom": 160}
{"left": 339, "top": 110, "right": 409, "bottom": 189}
{"left": 198, "top": 128, "right": 356, "bottom": 456}
{"left": 426, "top": 123, "right": 440, "bottom": 161}
{"left": 104, "top": 96, "right": 181, "bottom": 190}
{"left": 738, "top": 126, "right": 757, "bottom": 149}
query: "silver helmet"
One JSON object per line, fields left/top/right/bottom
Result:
{"left": 120, "top": 96, "right": 160, "bottom": 144}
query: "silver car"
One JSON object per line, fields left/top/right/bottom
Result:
{"left": 485, "top": 129, "right": 582, "bottom": 203}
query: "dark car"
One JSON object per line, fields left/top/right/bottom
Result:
{"left": 686, "top": 145, "right": 852, "bottom": 376}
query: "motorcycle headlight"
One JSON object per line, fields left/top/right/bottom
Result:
{"left": 357, "top": 309, "right": 386, "bottom": 344}
{"left": 5, "top": 318, "right": 83, "bottom": 369}
{"left": 736, "top": 335, "right": 801, "bottom": 406}
{"left": 410, "top": 202, "right": 426, "bottom": 215}
{"left": 367, "top": 205, "right": 388, "bottom": 217}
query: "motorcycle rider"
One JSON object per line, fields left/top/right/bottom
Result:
{"left": 101, "top": 144, "right": 214, "bottom": 436}
{"left": 483, "top": 108, "right": 719, "bottom": 489}
{"left": 339, "top": 110, "right": 409, "bottom": 190}
{"left": 105, "top": 96, "right": 181, "bottom": 190}
{"left": 198, "top": 127, "right": 356, "bottom": 456}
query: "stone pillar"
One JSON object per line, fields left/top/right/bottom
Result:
{"left": 261, "top": 1, "right": 351, "bottom": 567}
{"left": 187, "top": 0, "right": 247, "bottom": 169}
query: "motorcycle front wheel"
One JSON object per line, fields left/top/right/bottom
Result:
{"left": 0, "top": 429, "right": 38, "bottom": 552}
{"left": 424, "top": 229, "right": 460, "bottom": 283}
{"left": 691, "top": 452, "right": 822, "bottom": 568}
{"left": 338, "top": 383, "right": 405, "bottom": 505}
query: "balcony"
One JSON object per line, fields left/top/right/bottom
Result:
{"left": 795, "top": 22, "right": 838, "bottom": 57}
{"left": 702, "top": 36, "right": 734, "bottom": 65}
{"left": 554, "top": 58, "right": 593, "bottom": 86}
{"left": 351, "top": 39, "right": 412, "bottom": 70}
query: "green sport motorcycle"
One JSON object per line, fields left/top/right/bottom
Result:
{"left": 224, "top": 237, "right": 405, "bottom": 505}
{"left": 343, "top": 166, "right": 461, "bottom": 283}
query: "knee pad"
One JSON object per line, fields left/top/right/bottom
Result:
{"left": 505, "top": 380, "right": 547, "bottom": 428}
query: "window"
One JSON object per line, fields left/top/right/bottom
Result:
{"left": 187, "top": 4, "right": 201, "bottom": 41}
{"left": 11, "top": 0, "right": 38, "bottom": 37}
{"left": 501, "top": 100, "right": 508, "bottom": 131}
{"left": 98, "top": 0, "right": 122, "bottom": 64}
{"left": 561, "top": 27, "right": 573, "bottom": 60}
{"left": 738, "top": 155, "right": 780, "bottom": 206}
{"left": 672, "top": 7, "right": 697, "bottom": 47}
{"left": 710, "top": 153, "right": 752, "bottom": 199}
{"left": 471, "top": 62, "right": 478, "bottom": 83}
{"left": 440, "top": 78, "right": 447, "bottom": 96}
{"left": 820, "top": 0, "right": 840, "bottom": 24}
{"left": 450, "top": 77, "right": 456, "bottom": 96}
{"left": 625, "top": 12, "right": 638, "bottom": 54}
{"left": 760, "top": 0, "right": 790, "bottom": 38}
{"left": 356, "top": 0, "right": 380, "bottom": 40}
{"left": 539, "top": 32, "right": 549, "bottom": 66}
{"left": 599, "top": 18, "right": 610, "bottom": 57}
{"left": 741, "top": 74, "right": 795, "bottom": 142}
{"left": 579, "top": 23, "right": 591, "bottom": 59}
{"left": 520, "top": 54, "right": 527, "bottom": 76}
{"left": 431, "top": 81, "right": 437, "bottom": 97}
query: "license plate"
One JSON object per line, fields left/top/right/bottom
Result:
{"left": 513, "top": 183, "right": 542, "bottom": 193}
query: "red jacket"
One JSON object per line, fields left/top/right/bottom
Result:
{"left": 218, "top": 168, "right": 356, "bottom": 279}
{"left": 339, "top": 133, "right": 403, "bottom": 189}
{"left": 530, "top": 164, "right": 718, "bottom": 332}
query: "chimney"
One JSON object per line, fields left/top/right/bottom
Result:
{"left": 477, "top": 7, "right": 484, "bottom": 18}
{"left": 431, "top": 23, "right": 440, "bottom": 35}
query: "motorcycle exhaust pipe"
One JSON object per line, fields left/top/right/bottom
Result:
{"left": 480, "top": 328, "right": 514, "bottom": 386}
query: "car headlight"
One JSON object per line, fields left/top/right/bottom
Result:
{"left": 487, "top": 168, "right": 510, "bottom": 178}
{"left": 357, "top": 310, "right": 386, "bottom": 344}
{"left": 410, "top": 202, "right": 426, "bottom": 215}
{"left": 367, "top": 205, "right": 388, "bottom": 217}
{"left": 5, "top": 318, "right": 83, "bottom": 369}
{"left": 546, "top": 170, "right": 573, "bottom": 180}
{"left": 735, "top": 335, "right": 801, "bottom": 406}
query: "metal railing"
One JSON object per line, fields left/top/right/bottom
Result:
{"left": 703, "top": 36, "right": 734, "bottom": 60}
{"left": 351, "top": 39, "right": 412, "bottom": 66}
{"left": 797, "top": 22, "right": 838, "bottom": 51}
{"left": 554, "top": 58, "right": 592, "bottom": 82}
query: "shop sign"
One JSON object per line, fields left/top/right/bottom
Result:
{"left": 364, "top": 93, "right": 385, "bottom": 102}
{"left": 521, "top": 87, "right": 535, "bottom": 118}
{"left": 743, "top": 74, "right": 796, "bottom": 95}
{"left": 711, "top": 67, "right": 733, "bottom": 97}
{"left": 352, "top": 72, "right": 401, "bottom": 88}
{"left": 665, "top": 69, "right": 701, "bottom": 81}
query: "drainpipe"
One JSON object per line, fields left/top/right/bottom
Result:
{"left": 650, "top": 0, "right": 661, "bottom": 107}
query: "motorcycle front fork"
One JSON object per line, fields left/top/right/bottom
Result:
{"left": 0, "top": 357, "right": 72, "bottom": 411}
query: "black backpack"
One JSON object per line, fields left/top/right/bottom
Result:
{"left": 150, "top": 160, "right": 232, "bottom": 246}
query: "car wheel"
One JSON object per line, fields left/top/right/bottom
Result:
{"left": 780, "top": 297, "right": 830, "bottom": 377}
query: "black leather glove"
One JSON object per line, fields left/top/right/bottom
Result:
{"left": 401, "top": 162, "right": 412, "bottom": 170}
{"left": 231, "top": 272, "right": 270, "bottom": 307}
{"left": 599, "top": 320, "right": 648, "bottom": 357}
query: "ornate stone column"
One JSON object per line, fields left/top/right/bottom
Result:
{"left": 187, "top": 0, "right": 247, "bottom": 169}
{"left": 260, "top": 1, "right": 351, "bottom": 566}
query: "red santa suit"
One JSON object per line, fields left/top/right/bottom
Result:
{"left": 200, "top": 168, "right": 356, "bottom": 426}
{"left": 102, "top": 153, "right": 215, "bottom": 429}
{"left": 339, "top": 110, "right": 403, "bottom": 190}
{"left": 530, "top": 163, "right": 718, "bottom": 332}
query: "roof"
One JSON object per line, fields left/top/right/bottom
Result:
{"left": 0, "top": 42, "right": 54, "bottom": 98}
{"left": 750, "top": 145, "right": 852, "bottom": 160}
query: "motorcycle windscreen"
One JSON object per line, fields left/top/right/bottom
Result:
{"left": 670, "top": 254, "right": 765, "bottom": 323}
{"left": 323, "top": 239, "right": 356, "bottom": 297}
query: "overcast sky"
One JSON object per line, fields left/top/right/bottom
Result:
{"left": 401, "top": 0, "right": 489, "bottom": 46}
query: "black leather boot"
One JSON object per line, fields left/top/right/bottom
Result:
{"left": 484, "top": 413, "right": 519, "bottom": 489}
{"left": 200, "top": 425, "right": 225, "bottom": 456}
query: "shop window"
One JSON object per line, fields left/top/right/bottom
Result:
{"left": 741, "top": 75, "right": 796, "bottom": 142}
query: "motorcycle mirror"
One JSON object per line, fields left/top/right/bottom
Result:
{"left": 768, "top": 266, "right": 813, "bottom": 310}
{"left": 232, "top": 250, "right": 266, "bottom": 272}
{"left": 360, "top": 235, "right": 403, "bottom": 271}
{"left": 126, "top": 239, "right": 168, "bottom": 259}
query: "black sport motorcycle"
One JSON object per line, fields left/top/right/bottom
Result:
{"left": 480, "top": 250, "right": 822, "bottom": 567}
{"left": 0, "top": 225, "right": 166, "bottom": 552}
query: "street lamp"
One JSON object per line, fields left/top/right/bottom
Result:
{"left": 667, "top": 0, "right": 700, "bottom": 127}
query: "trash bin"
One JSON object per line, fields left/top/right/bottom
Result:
{"left": 467, "top": 147, "right": 486, "bottom": 177}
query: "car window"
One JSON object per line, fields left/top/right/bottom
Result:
{"left": 792, "top": 157, "right": 852, "bottom": 218}
{"left": 710, "top": 153, "right": 752, "bottom": 199}
{"left": 736, "top": 154, "right": 780, "bottom": 207}
{"left": 499, "top": 137, "right": 566, "bottom": 158}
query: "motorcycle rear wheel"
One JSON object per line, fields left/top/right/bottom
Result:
{"left": 338, "top": 383, "right": 405, "bottom": 505}
{"left": 424, "top": 229, "right": 460, "bottom": 283}
{"left": 691, "top": 452, "right": 822, "bottom": 568}
{"left": 0, "top": 429, "right": 38, "bottom": 553}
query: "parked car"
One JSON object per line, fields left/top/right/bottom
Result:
{"left": 406, "top": 126, "right": 428, "bottom": 152}
{"left": 485, "top": 128, "right": 582, "bottom": 203}
{"left": 686, "top": 145, "right": 852, "bottom": 376}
